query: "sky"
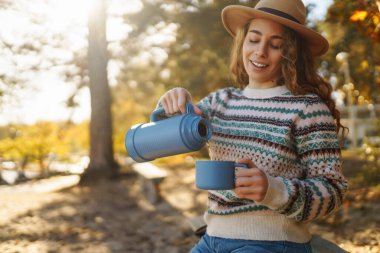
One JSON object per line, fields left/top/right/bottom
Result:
{"left": 304, "top": 0, "right": 333, "bottom": 20}
{"left": 0, "top": 0, "right": 133, "bottom": 126}
{"left": 0, "top": 0, "right": 333, "bottom": 126}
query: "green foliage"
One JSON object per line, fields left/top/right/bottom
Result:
{"left": 161, "top": 1, "right": 236, "bottom": 98}
{"left": 0, "top": 122, "right": 89, "bottom": 170}
{"left": 2, "top": 0, "right": 379, "bottom": 169}
{"left": 116, "top": 0, "right": 380, "bottom": 109}
{"left": 111, "top": 84, "right": 163, "bottom": 155}
{"left": 347, "top": 0, "right": 380, "bottom": 43}
{"left": 359, "top": 141, "right": 380, "bottom": 185}
{"left": 0, "top": 0, "right": 89, "bottom": 111}
{"left": 114, "top": 1, "right": 258, "bottom": 159}
{"left": 113, "top": 0, "right": 379, "bottom": 162}
{"left": 117, "top": 1, "right": 258, "bottom": 104}
{"left": 319, "top": 0, "right": 380, "bottom": 103}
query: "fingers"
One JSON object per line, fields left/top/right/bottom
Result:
{"left": 160, "top": 99, "right": 169, "bottom": 113}
{"left": 234, "top": 164, "right": 268, "bottom": 202}
{"left": 234, "top": 182, "right": 267, "bottom": 202}
{"left": 235, "top": 168, "right": 267, "bottom": 189}
{"left": 168, "top": 90, "right": 179, "bottom": 113}
{"left": 160, "top": 88, "right": 192, "bottom": 114}
{"left": 234, "top": 183, "right": 267, "bottom": 199}
{"left": 236, "top": 158, "right": 256, "bottom": 168}
{"left": 193, "top": 105, "right": 203, "bottom": 116}
{"left": 234, "top": 158, "right": 258, "bottom": 177}
{"left": 235, "top": 167, "right": 259, "bottom": 177}
{"left": 176, "top": 89, "right": 190, "bottom": 113}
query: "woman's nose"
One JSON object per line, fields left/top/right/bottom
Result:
{"left": 255, "top": 42, "right": 268, "bottom": 57}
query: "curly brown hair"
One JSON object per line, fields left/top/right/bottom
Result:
{"left": 229, "top": 21, "right": 347, "bottom": 138}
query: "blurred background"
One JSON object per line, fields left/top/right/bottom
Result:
{"left": 0, "top": 0, "right": 379, "bottom": 252}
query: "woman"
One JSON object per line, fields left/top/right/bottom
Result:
{"left": 159, "top": 0, "right": 348, "bottom": 252}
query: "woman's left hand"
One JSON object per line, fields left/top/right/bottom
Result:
{"left": 234, "top": 158, "right": 269, "bottom": 202}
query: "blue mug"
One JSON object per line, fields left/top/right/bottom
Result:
{"left": 195, "top": 161, "right": 249, "bottom": 190}
{"left": 125, "top": 103, "right": 212, "bottom": 162}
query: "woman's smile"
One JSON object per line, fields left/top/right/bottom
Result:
{"left": 242, "top": 18, "right": 284, "bottom": 88}
{"left": 249, "top": 60, "right": 269, "bottom": 69}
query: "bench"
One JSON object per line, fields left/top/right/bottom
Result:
{"left": 187, "top": 216, "right": 348, "bottom": 253}
{"left": 132, "top": 162, "right": 168, "bottom": 204}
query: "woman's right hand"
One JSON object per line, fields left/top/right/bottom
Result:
{"left": 159, "top": 87, "right": 202, "bottom": 115}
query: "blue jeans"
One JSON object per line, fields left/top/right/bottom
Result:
{"left": 190, "top": 234, "right": 312, "bottom": 253}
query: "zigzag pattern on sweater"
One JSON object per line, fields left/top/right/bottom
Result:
{"left": 226, "top": 89, "right": 325, "bottom": 105}
{"left": 197, "top": 87, "right": 347, "bottom": 222}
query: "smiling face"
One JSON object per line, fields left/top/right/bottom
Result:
{"left": 242, "top": 18, "right": 284, "bottom": 88}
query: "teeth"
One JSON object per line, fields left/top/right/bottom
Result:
{"left": 250, "top": 60, "right": 267, "bottom": 68}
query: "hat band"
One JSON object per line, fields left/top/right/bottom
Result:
{"left": 257, "top": 7, "right": 301, "bottom": 24}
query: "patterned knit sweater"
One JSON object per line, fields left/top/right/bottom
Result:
{"left": 196, "top": 85, "right": 347, "bottom": 243}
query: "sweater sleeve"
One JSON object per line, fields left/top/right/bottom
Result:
{"left": 197, "top": 90, "right": 219, "bottom": 120}
{"left": 259, "top": 96, "right": 348, "bottom": 222}
{"left": 197, "top": 87, "right": 236, "bottom": 120}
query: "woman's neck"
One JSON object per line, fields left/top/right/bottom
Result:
{"left": 248, "top": 79, "right": 278, "bottom": 89}
{"left": 243, "top": 85, "right": 288, "bottom": 99}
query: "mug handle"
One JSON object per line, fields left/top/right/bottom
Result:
{"left": 234, "top": 163, "right": 248, "bottom": 168}
{"left": 150, "top": 102, "right": 194, "bottom": 122}
{"left": 234, "top": 163, "right": 249, "bottom": 188}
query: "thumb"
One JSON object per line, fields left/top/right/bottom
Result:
{"left": 193, "top": 105, "right": 203, "bottom": 116}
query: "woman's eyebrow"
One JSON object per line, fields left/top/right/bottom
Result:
{"left": 248, "top": 29, "right": 283, "bottom": 40}
{"left": 249, "top": 29, "right": 262, "bottom": 35}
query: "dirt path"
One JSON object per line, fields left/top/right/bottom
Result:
{"left": 0, "top": 173, "right": 200, "bottom": 253}
{"left": 0, "top": 162, "right": 379, "bottom": 253}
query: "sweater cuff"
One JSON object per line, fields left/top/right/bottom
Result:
{"left": 257, "top": 175, "right": 289, "bottom": 210}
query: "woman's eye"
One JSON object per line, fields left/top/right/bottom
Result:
{"left": 249, "top": 39, "right": 259, "bottom": 43}
{"left": 271, "top": 44, "right": 283, "bottom": 49}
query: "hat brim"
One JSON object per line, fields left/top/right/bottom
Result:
{"left": 222, "top": 5, "right": 329, "bottom": 56}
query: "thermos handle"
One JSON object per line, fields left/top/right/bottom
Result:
{"left": 150, "top": 102, "right": 195, "bottom": 122}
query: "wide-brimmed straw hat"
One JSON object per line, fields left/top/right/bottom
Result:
{"left": 221, "top": 0, "right": 329, "bottom": 56}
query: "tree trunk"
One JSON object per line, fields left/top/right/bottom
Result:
{"left": 81, "top": 0, "right": 118, "bottom": 184}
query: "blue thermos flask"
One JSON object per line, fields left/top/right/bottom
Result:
{"left": 125, "top": 103, "right": 212, "bottom": 162}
